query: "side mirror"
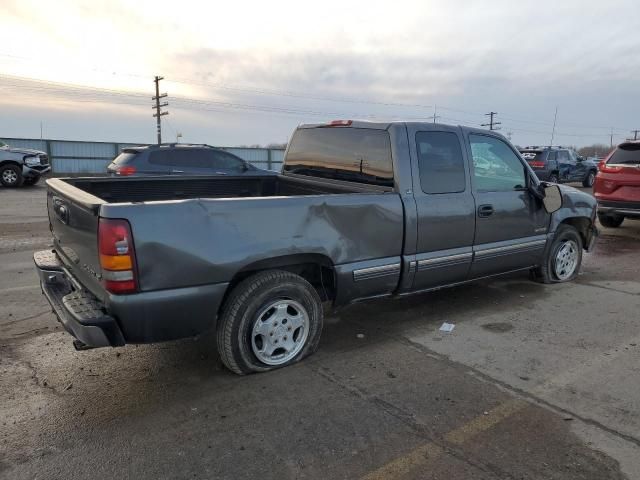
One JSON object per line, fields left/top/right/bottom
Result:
{"left": 542, "top": 184, "right": 563, "bottom": 213}
{"left": 577, "top": 156, "right": 585, "bottom": 162}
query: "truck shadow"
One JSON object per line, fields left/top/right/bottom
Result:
{"left": 22, "top": 271, "right": 558, "bottom": 431}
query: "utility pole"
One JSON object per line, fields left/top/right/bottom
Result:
{"left": 610, "top": 128, "right": 614, "bottom": 148}
{"left": 549, "top": 106, "right": 558, "bottom": 147}
{"left": 431, "top": 104, "right": 440, "bottom": 124}
{"left": 481, "top": 112, "right": 501, "bottom": 131}
{"left": 152, "top": 76, "right": 168, "bottom": 144}
{"left": 631, "top": 129, "right": 639, "bottom": 141}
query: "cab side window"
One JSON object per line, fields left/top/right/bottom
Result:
{"left": 469, "top": 135, "right": 526, "bottom": 191}
{"left": 416, "top": 131, "right": 466, "bottom": 194}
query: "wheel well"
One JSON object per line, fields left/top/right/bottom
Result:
{"left": 560, "top": 217, "right": 592, "bottom": 247}
{"left": 0, "top": 160, "right": 22, "bottom": 169}
{"left": 223, "top": 254, "right": 336, "bottom": 308}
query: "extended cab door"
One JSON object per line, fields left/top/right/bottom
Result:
{"left": 408, "top": 125, "right": 475, "bottom": 291}
{"left": 466, "top": 133, "right": 550, "bottom": 278}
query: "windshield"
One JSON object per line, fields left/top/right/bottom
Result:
{"left": 0, "top": 141, "right": 6, "bottom": 148}
{"left": 608, "top": 144, "right": 640, "bottom": 165}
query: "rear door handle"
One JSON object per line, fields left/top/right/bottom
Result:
{"left": 478, "top": 204, "right": 494, "bottom": 218}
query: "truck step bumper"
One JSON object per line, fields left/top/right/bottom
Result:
{"left": 33, "top": 249, "right": 125, "bottom": 348}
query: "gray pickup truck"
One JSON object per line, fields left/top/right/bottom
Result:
{"left": 34, "top": 121, "right": 598, "bottom": 374}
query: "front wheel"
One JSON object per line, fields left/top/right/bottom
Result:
{"left": 598, "top": 213, "right": 624, "bottom": 228}
{"left": 531, "top": 225, "right": 583, "bottom": 284}
{"left": 582, "top": 171, "right": 596, "bottom": 188}
{"left": 548, "top": 173, "right": 560, "bottom": 184}
{"left": 0, "top": 164, "right": 23, "bottom": 187}
{"left": 217, "top": 270, "right": 323, "bottom": 375}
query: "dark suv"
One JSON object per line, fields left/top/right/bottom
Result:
{"left": 107, "top": 144, "right": 276, "bottom": 177}
{"left": 519, "top": 146, "right": 598, "bottom": 187}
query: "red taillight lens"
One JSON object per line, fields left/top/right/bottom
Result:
{"left": 528, "top": 161, "right": 545, "bottom": 168}
{"left": 117, "top": 166, "right": 137, "bottom": 176}
{"left": 98, "top": 218, "right": 137, "bottom": 294}
{"left": 598, "top": 161, "right": 623, "bottom": 173}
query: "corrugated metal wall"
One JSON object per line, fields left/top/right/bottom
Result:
{"left": 0, "top": 138, "right": 286, "bottom": 173}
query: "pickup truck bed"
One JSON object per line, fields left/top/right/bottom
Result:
{"left": 39, "top": 173, "right": 404, "bottom": 347}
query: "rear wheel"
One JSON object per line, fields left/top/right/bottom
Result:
{"left": 531, "top": 225, "right": 583, "bottom": 284}
{"left": 217, "top": 270, "right": 323, "bottom": 375}
{"left": 598, "top": 213, "right": 624, "bottom": 228}
{"left": 582, "top": 171, "right": 596, "bottom": 188}
{"left": 0, "top": 164, "right": 23, "bottom": 187}
{"left": 548, "top": 173, "right": 559, "bottom": 184}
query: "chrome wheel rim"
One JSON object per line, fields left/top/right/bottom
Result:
{"left": 2, "top": 169, "right": 17, "bottom": 184}
{"left": 554, "top": 239, "right": 579, "bottom": 280}
{"left": 251, "top": 299, "right": 309, "bottom": 366}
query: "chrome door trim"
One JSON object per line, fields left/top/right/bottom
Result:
{"left": 353, "top": 263, "right": 401, "bottom": 282}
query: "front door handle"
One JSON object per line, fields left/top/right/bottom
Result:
{"left": 478, "top": 204, "right": 494, "bottom": 218}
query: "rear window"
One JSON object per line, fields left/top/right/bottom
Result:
{"left": 520, "top": 151, "right": 545, "bottom": 162}
{"left": 608, "top": 144, "right": 640, "bottom": 165}
{"left": 283, "top": 127, "right": 393, "bottom": 187}
{"left": 111, "top": 152, "right": 137, "bottom": 165}
{"left": 149, "top": 149, "right": 246, "bottom": 170}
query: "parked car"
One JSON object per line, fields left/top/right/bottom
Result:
{"left": 519, "top": 146, "right": 598, "bottom": 187}
{"left": 34, "top": 121, "right": 597, "bottom": 375}
{"left": 594, "top": 140, "right": 640, "bottom": 228}
{"left": 0, "top": 141, "right": 51, "bottom": 187}
{"left": 106, "top": 143, "right": 276, "bottom": 177}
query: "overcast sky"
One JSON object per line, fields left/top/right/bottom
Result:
{"left": 1, "top": 0, "right": 639, "bottom": 148}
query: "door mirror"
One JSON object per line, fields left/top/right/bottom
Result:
{"left": 542, "top": 184, "right": 563, "bottom": 213}
{"left": 577, "top": 156, "right": 585, "bottom": 162}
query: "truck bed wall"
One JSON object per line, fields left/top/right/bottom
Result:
{"left": 99, "top": 192, "right": 405, "bottom": 305}
{"left": 68, "top": 175, "right": 366, "bottom": 203}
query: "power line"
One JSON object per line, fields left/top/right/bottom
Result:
{"left": 0, "top": 73, "right": 635, "bottom": 141}
{"left": 481, "top": 112, "right": 501, "bottom": 131}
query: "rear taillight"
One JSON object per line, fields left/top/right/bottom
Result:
{"left": 528, "top": 161, "right": 545, "bottom": 168}
{"left": 98, "top": 218, "right": 137, "bottom": 294}
{"left": 116, "top": 165, "right": 137, "bottom": 176}
{"left": 598, "top": 161, "right": 623, "bottom": 173}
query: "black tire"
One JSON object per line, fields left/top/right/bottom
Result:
{"left": 531, "top": 225, "right": 583, "bottom": 284}
{"left": 582, "top": 171, "right": 596, "bottom": 188}
{"left": 216, "top": 270, "right": 323, "bottom": 375}
{"left": 598, "top": 213, "right": 624, "bottom": 228}
{"left": 0, "top": 164, "right": 24, "bottom": 187}
{"left": 23, "top": 176, "right": 40, "bottom": 186}
{"left": 548, "top": 173, "right": 560, "bottom": 184}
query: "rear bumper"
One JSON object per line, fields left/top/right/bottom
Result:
{"left": 34, "top": 250, "right": 124, "bottom": 347}
{"left": 597, "top": 200, "right": 640, "bottom": 219}
{"left": 34, "top": 249, "right": 229, "bottom": 347}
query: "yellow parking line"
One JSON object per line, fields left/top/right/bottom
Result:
{"left": 361, "top": 399, "right": 527, "bottom": 480}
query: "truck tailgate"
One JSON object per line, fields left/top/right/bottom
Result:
{"left": 46, "top": 179, "right": 106, "bottom": 300}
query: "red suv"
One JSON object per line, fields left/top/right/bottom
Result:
{"left": 594, "top": 141, "right": 640, "bottom": 227}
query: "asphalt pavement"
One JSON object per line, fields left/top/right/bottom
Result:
{"left": 1, "top": 182, "right": 639, "bottom": 479}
